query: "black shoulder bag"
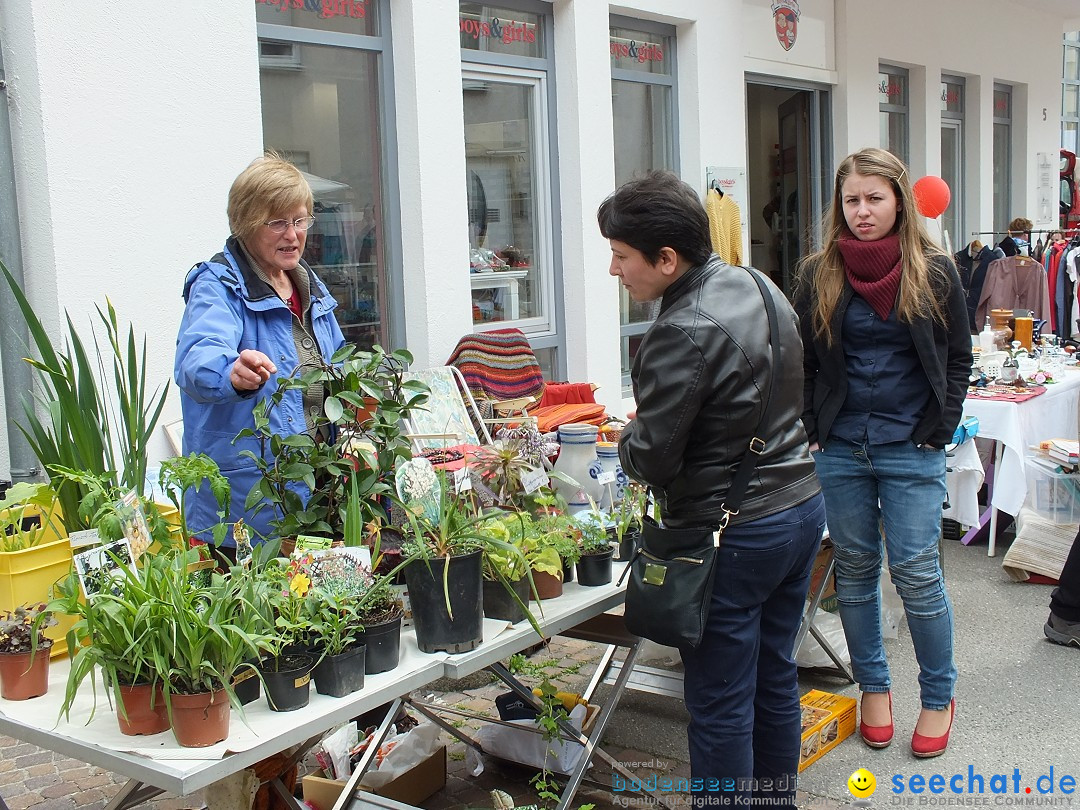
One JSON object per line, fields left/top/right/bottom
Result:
{"left": 619, "top": 266, "right": 783, "bottom": 649}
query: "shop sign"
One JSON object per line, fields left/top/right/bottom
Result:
{"left": 771, "top": 0, "right": 800, "bottom": 51}
{"left": 609, "top": 37, "right": 664, "bottom": 63}
{"left": 459, "top": 15, "right": 536, "bottom": 45}
{"left": 256, "top": 0, "right": 367, "bottom": 20}
{"left": 879, "top": 80, "right": 903, "bottom": 99}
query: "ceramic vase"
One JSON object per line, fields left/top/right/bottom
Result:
{"left": 591, "top": 442, "right": 629, "bottom": 511}
{"left": 552, "top": 424, "right": 603, "bottom": 514}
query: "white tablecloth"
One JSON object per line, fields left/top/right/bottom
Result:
{"left": 961, "top": 369, "right": 1080, "bottom": 517}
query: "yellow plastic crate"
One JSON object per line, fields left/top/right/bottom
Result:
{"left": 0, "top": 536, "right": 75, "bottom": 659}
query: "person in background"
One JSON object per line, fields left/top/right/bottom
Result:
{"left": 1005, "top": 216, "right": 1034, "bottom": 256}
{"left": 795, "top": 147, "right": 971, "bottom": 758}
{"left": 1046, "top": 533, "right": 1080, "bottom": 648}
{"left": 601, "top": 170, "right": 824, "bottom": 808}
{"left": 174, "top": 153, "right": 345, "bottom": 549}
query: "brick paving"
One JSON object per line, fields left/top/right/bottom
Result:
{"left": 0, "top": 637, "right": 837, "bottom": 810}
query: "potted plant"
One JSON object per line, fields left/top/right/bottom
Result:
{"left": 46, "top": 561, "right": 170, "bottom": 735}
{"left": 398, "top": 461, "right": 534, "bottom": 653}
{"left": 157, "top": 453, "right": 231, "bottom": 547}
{"left": 573, "top": 511, "right": 614, "bottom": 587}
{"left": 0, "top": 482, "right": 73, "bottom": 658}
{"left": 0, "top": 602, "right": 55, "bottom": 701}
{"left": 302, "top": 551, "right": 372, "bottom": 697}
{"left": 1, "top": 262, "right": 168, "bottom": 539}
{"left": 249, "top": 554, "right": 317, "bottom": 712}
{"left": 143, "top": 550, "right": 274, "bottom": 746}
{"left": 610, "top": 482, "right": 646, "bottom": 562}
{"left": 238, "top": 344, "right": 429, "bottom": 545}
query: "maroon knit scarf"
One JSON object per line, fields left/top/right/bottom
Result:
{"left": 837, "top": 233, "right": 903, "bottom": 320}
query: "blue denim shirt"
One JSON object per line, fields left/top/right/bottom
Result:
{"left": 830, "top": 294, "right": 931, "bottom": 445}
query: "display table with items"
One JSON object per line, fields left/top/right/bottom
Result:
{"left": 959, "top": 367, "right": 1080, "bottom": 556}
{"left": 0, "top": 571, "right": 652, "bottom": 810}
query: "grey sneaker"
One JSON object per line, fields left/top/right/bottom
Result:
{"left": 1044, "top": 613, "right": 1080, "bottom": 648}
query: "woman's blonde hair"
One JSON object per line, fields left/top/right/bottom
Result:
{"left": 227, "top": 151, "right": 313, "bottom": 243}
{"left": 796, "top": 147, "right": 948, "bottom": 345}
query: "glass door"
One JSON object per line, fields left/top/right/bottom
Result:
{"left": 778, "top": 93, "right": 811, "bottom": 296}
{"left": 462, "top": 67, "right": 554, "bottom": 334}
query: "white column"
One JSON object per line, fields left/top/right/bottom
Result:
{"left": 551, "top": 0, "right": 621, "bottom": 412}
{"left": 390, "top": 0, "right": 473, "bottom": 370}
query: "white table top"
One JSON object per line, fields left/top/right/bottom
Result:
{"left": 0, "top": 569, "right": 627, "bottom": 798}
{"left": 962, "top": 367, "right": 1080, "bottom": 517}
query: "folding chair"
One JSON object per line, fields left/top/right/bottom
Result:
{"left": 402, "top": 366, "right": 493, "bottom": 453}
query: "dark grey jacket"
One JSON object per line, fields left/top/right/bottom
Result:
{"left": 619, "top": 258, "right": 820, "bottom": 529}
{"left": 795, "top": 254, "right": 972, "bottom": 449}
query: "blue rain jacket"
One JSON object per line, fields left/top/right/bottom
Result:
{"left": 174, "top": 237, "right": 345, "bottom": 544}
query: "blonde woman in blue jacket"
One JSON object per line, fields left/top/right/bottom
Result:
{"left": 174, "top": 154, "right": 345, "bottom": 547}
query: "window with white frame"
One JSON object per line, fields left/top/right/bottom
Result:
{"left": 610, "top": 16, "right": 677, "bottom": 386}
{"left": 940, "top": 75, "right": 965, "bottom": 254}
{"left": 993, "top": 84, "right": 1012, "bottom": 232}
{"left": 1064, "top": 32, "right": 1079, "bottom": 155}
{"left": 879, "top": 65, "right": 909, "bottom": 165}
{"left": 256, "top": 0, "right": 396, "bottom": 351}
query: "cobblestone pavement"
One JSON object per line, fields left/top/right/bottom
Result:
{"left": 0, "top": 637, "right": 839, "bottom": 810}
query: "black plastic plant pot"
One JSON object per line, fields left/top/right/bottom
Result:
{"left": 561, "top": 557, "right": 576, "bottom": 584}
{"left": 576, "top": 548, "right": 614, "bottom": 586}
{"left": 404, "top": 550, "right": 484, "bottom": 654}
{"left": 483, "top": 576, "right": 531, "bottom": 624}
{"left": 357, "top": 613, "right": 403, "bottom": 675}
{"left": 232, "top": 663, "right": 261, "bottom": 706}
{"left": 617, "top": 527, "right": 641, "bottom": 562}
{"left": 259, "top": 653, "right": 314, "bottom": 712}
{"left": 312, "top": 644, "right": 366, "bottom": 698}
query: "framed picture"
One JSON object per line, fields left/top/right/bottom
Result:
{"left": 164, "top": 419, "right": 184, "bottom": 456}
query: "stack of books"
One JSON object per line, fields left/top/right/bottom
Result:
{"left": 1037, "top": 438, "right": 1080, "bottom": 469}
{"left": 1002, "top": 506, "right": 1078, "bottom": 582}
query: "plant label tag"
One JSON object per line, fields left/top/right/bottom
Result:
{"left": 73, "top": 538, "right": 135, "bottom": 599}
{"left": 295, "top": 535, "right": 332, "bottom": 552}
{"left": 454, "top": 467, "right": 472, "bottom": 493}
{"left": 520, "top": 466, "right": 548, "bottom": 495}
{"left": 68, "top": 528, "right": 101, "bottom": 549}
{"left": 596, "top": 470, "right": 617, "bottom": 486}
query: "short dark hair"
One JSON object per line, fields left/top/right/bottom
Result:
{"left": 597, "top": 170, "right": 712, "bottom": 267}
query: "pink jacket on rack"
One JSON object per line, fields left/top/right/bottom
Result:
{"left": 974, "top": 254, "right": 1051, "bottom": 326}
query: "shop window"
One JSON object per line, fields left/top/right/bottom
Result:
{"left": 993, "top": 84, "right": 1012, "bottom": 232}
{"left": 463, "top": 68, "right": 553, "bottom": 331}
{"left": 257, "top": 4, "right": 393, "bottom": 351}
{"left": 1065, "top": 34, "right": 1079, "bottom": 155}
{"left": 459, "top": 3, "right": 543, "bottom": 59}
{"left": 610, "top": 17, "right": 676, "bottom": 386}
{"left": 940, "top": 76, "right": 965, "bottom": 254}
{"left": 879, "top": 65, "right": 908, "bottom": 165}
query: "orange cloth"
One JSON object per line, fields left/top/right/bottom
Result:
{"left": 533, "top": 382, "right": 597, "bottom": 408}
{"left": 530, "top": 403, "right": 607, "bottom": 433}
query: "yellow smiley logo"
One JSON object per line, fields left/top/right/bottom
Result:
{"left": 848, "top": 768, "right": 876, "bottom": 798}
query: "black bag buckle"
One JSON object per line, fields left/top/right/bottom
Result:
{"left": 749, "top": 437, "right": 766, "bottom": 454}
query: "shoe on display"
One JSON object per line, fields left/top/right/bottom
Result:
{"left": 1044, "top": 612, "right": 1080, "bottom": 648}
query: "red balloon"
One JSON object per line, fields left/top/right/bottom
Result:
{"left": 913, "top": 175, "right": 951, "bottom": 218}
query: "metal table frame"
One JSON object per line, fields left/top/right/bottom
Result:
{"left": 0, "top": 571, "right": 648, "bottom": 810}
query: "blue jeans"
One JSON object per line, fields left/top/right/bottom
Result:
{"left": 681, "top": 493, "right": 826, "bottom": 809}
{"left": 812, "top": 438, "right": 956, "bottom": 710}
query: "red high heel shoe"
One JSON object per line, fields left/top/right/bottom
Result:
{"left": 859, "top": 692, "right": 893, "bottom": 748}
{"left": 911, "top": 699, "right": 955, "bottom": 758}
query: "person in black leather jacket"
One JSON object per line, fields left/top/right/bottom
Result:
{"left": 599, "top": 170, "right": 824, "bottom": 809}
{"left": 795, "top": 148, "right": 971, "bottom": 760}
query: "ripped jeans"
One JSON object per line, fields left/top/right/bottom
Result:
{"left": 812, "top": 438, "right": 956, "bottom": 710}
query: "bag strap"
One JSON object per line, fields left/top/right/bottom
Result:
{"left": 716, "top": 266, "right": 782, "bottom": 531}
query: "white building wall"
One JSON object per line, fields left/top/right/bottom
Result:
{"left": 836, "top": 0, "right": 1064, "bottom": 234}
{"left": 0, "top": 3, "right": 264, "bottom": 476}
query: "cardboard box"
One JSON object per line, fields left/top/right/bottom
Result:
{"left": 301, "top": 746, "right": 447, "bottom": 809}
{"left": 798, "top": 690, "right": 856, "bottom": 772}
{"left": 807, "top": 542, "right": 837, "bottom": 612}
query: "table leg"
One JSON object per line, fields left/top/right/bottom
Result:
{"left": 103, "top": 780, "right": 165, "bottom": 810}
{"left": 507, "top": 278, "right": 520, "bottom": 320}
{"left": 988, "top": 441, "right": 1004, "bottom": 557}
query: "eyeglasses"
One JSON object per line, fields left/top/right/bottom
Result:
{"left": 264, "top": 216, "right": 317, "bottom": 234}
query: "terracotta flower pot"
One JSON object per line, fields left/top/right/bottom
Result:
{"left": 117, "top": 682, "right": 170, "bottom": 736}
{"left": 169, "top": 688, "right": 230, "bottom": 747}
{"left": 531, "top": 570, "right": 563, "bottom": 600}
{"left": 0, "top": 646, "right": 51, "bottom": 701}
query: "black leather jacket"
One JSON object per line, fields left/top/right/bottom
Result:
{"left": 618, "top": 258, "right": 820, "bottom": 529}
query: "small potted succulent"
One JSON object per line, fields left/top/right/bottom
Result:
{"left": 573, "top": 511, "right": 615, "bottom": 587}
{"left": 0, "top": 603, "right": 56, "bottom": 701}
